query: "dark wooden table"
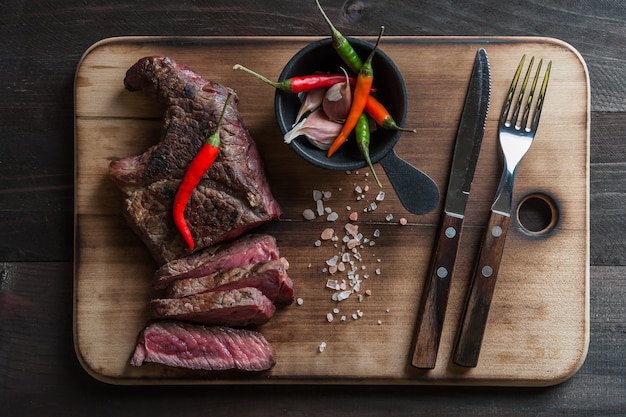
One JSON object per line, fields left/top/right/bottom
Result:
{"left": 1, "top": 1, "right": 624, "bottom": 415}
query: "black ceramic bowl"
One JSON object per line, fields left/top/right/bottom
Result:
{"left": 274, "top": 37, "right": 408, "bottom": 171}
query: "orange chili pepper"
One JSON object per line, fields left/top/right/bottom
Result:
{"left": 365, "top": 95, "right": 416, "bottom": 132}
{"left": 327, "top": 26, "right": 384, "bottom": 158}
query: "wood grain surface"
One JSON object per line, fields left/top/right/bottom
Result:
{"left": 74, "top": 36, "right": 589, "bottom": 385}
{"left": 2, "top": 0, "right": 625, "bottom": 415}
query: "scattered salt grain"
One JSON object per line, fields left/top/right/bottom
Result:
{"left": 319, "top": 342, "right": 326, "bottom": 352}
{"left": 347, "top": 239, "right": 360, "bottom": 250}
{"left": 326, "top": 279, "right": 339, "bottom": 290}
{"left": 326, "top": 313, "right": 334, "bottom": 322}
{"left": 302, "top": 209, "right": 316, "bottom": 220}
{"left": 326, "top": 212, "right": 339, "bottom": 222}
{"left": 296, "top": 297, "right": 304, "bottom": 305}
{"left": 373, "top": 229, "right": 381, "bottom": 238}
{"left": 333, "top": 308, "right": 340, "bottom": 314}
{"left": 314, "top": 240, "right": 322, "bottom": 247}
{"left": 313, "top": 190, "right": 323, "bottom": 201}
{"left": 399, "top": 217, "right": 408, "bottom": 225}
{"left": 321, "top": 228, "right": 334, "bottom": 240}
{"left": 316, "top": 200, "right": 324, "bottom": 216}
{"left": 345, "top": 223, "right": 359, "bottom": 237}
{"left": 326, "top": 255, "right": 339, "bottom": 266}
{"left": 376, "top": 191, "right": 385, "bottom": 202}
{"left": 333, "top": 290, "right": 352, "bottom": 301}
{"left": 349, "top": 212, "right": 358, "bottom": 221}
{"left": 377, "top": 320, "right": 383, "bottom": 325}
{"left": 385, "top": 213, "right": 394, "bottom": 222}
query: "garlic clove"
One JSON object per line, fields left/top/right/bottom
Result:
{"left": 284, "top": 109, "right": 342, "bottom": 150}
{"left": 322, "top": 68, "right": 352, "bottom": 123}
{"left": 294, "top": 88, "right": 326, "bottom": 126}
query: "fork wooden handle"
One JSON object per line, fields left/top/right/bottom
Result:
{"left": 411, "top": 213, "right": 464, "bottom": 369}
{"left": 453, "top": 210, "right": 512, "bottom": 367}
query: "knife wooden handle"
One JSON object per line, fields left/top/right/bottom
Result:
{"left": 411, "top": 213, "right": 464, "bottom": 369}
{"left": 453, "top": 210, "right": 512, "bottom": 367}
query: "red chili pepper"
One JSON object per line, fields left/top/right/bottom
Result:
{"left": 365, "top": 95, "right": 416, "bottom": 132}
{"left": 233, "top": 64, "right": 356, "bottom": 94}
{"left": 173, "top": 92, "right": 232, "bottom": 252}
{"left": 327, "top": 26, "right": 384, "bottom": 157}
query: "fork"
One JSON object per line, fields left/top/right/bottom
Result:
{"left": 453, "top": 55, "right": 552, "bottom": 367}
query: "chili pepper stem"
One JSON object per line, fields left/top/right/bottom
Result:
{"left": 363, "top": 25, "right": 384, "bottom": 68}
{"left": 367, "top": 157, "right": 382, "bottom": 188}
{"left": 382, "top": 119, "right": 417, "bottom": 132}
{"left": 233, "top": 64, "right": 291, "bottom": 92}
{"left": 210, "top": 92, "right": 232, "bottom": 146}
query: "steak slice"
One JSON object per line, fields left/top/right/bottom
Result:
{"left": 108, "top": 56, "right": 281, "bottom": 264}
{"left": 153, "top": 234, "right": 280, "bottom": 289}
{"left": 130, "top": 321, "right": 275, "bottom": 371}
{"left": 164, "top": 257, "right": 295, "bottom": 304}
{"left": 150, "top": 287, "right": 275, "bottom": 327}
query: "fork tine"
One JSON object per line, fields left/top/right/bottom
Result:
{"left": 501, "top": 55, "right": 526, "bottom": 125}
{"left": 520, "top": 58, "right": 543, "bottom": 130}
{"left": 531, "top": 60, "right": 552, "bottom": 131}
{"left": 511, "top": 56, "right": 535, "bottom": 128}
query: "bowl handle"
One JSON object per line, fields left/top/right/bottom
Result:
{"left": 379, "top": 150, "right": 440, "bottom": 215}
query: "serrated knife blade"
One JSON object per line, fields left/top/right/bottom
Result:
{"left": 411, "top": 48, "right": 491, "bottom": 369}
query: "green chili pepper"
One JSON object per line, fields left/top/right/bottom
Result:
{"left": 315, "top": 0, "right": 363, "bottom": 73}
{"left": 355, "top": 112, "right": 382, "bottom": 188}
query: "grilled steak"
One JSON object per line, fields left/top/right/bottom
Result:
{"left": 153, "top": 234, "right": 280, "bottom": 289}
{"left": 164, "top": 257, "right": 294, "bottom": 304}
{"left": 130, "top": 321, "right": 275, "bottom": 371}
{"left": 109, "top": 56, "right": 281, "bottom": 264}
{"left": 150, "top": 287, "right": 275, "bottom": 326}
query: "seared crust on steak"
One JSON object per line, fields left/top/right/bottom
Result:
{"left": 109, "top": 57, "right": 281, "bottom": 264}
{"left": 152, "top": 234, "right": 280, "bottom": 289}
{"left": 164, "top": 257, "right": 294, "bottom": 304}
{"left": 150, "top": 287, "right": 276, "bottom": 327}
{"left": 130, "top": 321, "right": 275, "bottom": 371}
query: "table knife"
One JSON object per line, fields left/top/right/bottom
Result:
{"left": 411, "top": 48, "right": 491, "bottom": 369}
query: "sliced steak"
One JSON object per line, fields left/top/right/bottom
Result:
{"left": 164, "top": 257, "right": 294, "bottom": 304}
{"left": 130, "top": 321, "right": 275, "bottom": 371}
{"left": 153, "top": 234, "right": 280, "bottom": 289}
{"left": 109, "top": 56, "right": 281, "bottom": 264}
{"left": 150, "top": 287, "right": 275, "bottom": 327}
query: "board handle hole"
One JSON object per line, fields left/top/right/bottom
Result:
{"left": 516, "top": 193, "right": 559, "bottom": 235}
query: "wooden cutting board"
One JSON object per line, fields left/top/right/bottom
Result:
{"left": 74, "top": 36, "right": 589, "bottom": 386}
